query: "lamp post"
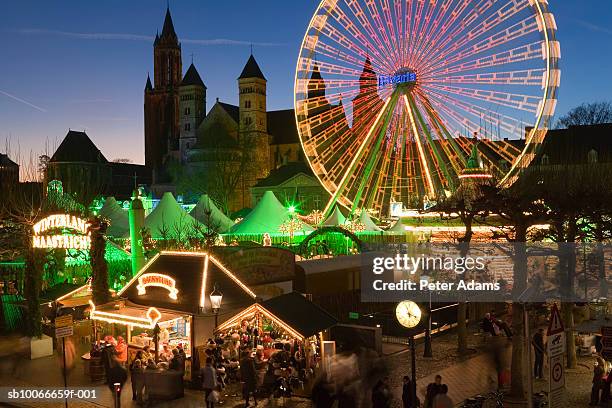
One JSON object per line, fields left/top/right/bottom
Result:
{"left": 396, "top": 300, "right": 422, "bottom": 406}
{"left": 421, "top": 275, "right": 433, "bottom": 358}
{"left": 210, "top": 284, "right": 223, "bottom": 329}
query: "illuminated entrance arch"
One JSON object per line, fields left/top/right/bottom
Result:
{"left": 298, "top": 227, "right": 363, "bottom": 258}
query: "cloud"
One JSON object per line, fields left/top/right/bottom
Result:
{"left": 16, "top": 28, "right": 285, "bottom": 47}
{"left": 0, "top": 89, "right": 47, "bottom": 112}
{"left": 69, "top": 99, "right": 114, "bottom": 104}
{"left": 574, "top": 19, "right": 612, "bottom": 36}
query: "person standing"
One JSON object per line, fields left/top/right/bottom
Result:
{"left": 591, "top": 358, "right": 605, "bottom": 406}
{"left": 201, "top": 357, "right": 218, "bottom": 408}
{"left": 532, "top": 328, "right": 545, "bottom": 379}
{"left": 402, "top": 376, "right": 415, "bottom": 408}
{"left": 372, "top": 377, "right": 392, "bottom": 408}
{"left": 240, "top": 351, "right": 258, "bottom": 407}
{"left": 432, "top": 385, "right": 453, "bottom": 408}
{"left": 425, "top": 375, "right": 443, "bottom": 408}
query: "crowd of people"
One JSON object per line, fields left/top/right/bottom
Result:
{"left": 198, "top": 335, "right": 313, "bottom": 407}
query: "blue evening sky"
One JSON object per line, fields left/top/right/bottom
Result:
{"left": 0, "top": 1, "right": 610, "bottom": 171}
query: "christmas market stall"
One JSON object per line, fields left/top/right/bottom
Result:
{"left": 214, "top": 291, "right": 337, "bottom": 372}
{"left": 88, "top": 250, "right": 257, "bottom": 384}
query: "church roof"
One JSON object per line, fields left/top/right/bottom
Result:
{"left": 218, "top": 102, "right": 240, "bottom": 123}
{"left": 160, "top": 7, "right": 177, "bottom": 40}
{"left": 0, "top": 153, "right": 18, "bottom": 168}
{"left": 50, "top": 130, "right": 108, "bottom": 164}
{"left": 254, "top": 162, "right": 314, "bottom": 188}
{"left": 145, "top": 74, "right": 153, "bottom": 91}
{"left": 181, "top": 63, "right": 206, "bottom": 88}
{"left": 267, "top": 109, "right": 299, "bottom": 145}
{"left": 238, "top": 55, "right": 266, "bottom": 80}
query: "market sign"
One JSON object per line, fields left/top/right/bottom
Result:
{"left": 32, "top": 214, "right": 91, "bottom": 250}
{"left": 137, "top": 273, "right": 179, "bottom": 300}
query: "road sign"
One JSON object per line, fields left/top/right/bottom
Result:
{"left": 55, "top": 325, "right": 74, "bottom": 338}
{"left": 55, "top": 315, "right": 73, "bottom": 328}
{"left": 547, "top": 332, "right": 566, "bottom": 356}
{"left": 547, "top": 304, "right": 564, "bottom": 336}
{"left": 549, "top": 353, "right": 565, "bottom": 408}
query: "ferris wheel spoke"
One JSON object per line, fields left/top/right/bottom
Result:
{"left": 409, "top": 0, "right": 447, "bottom": 68}
{"left": 364, "top": 0, "right": 402, "bottom": 69}
{"left": 423, "top": 83, "right": 541, "bottom": 113}
{"left": 426, "top": 14, "right": 539, "bottom": 76}
{"left": 424, "top": 0, "right": 531, "bottom": 72}
{"left": 403, "top": 95, "right": 436, "bottom": 197}
{"left": 420, "top": 87, "right": 532, "bottom": 144}
{"left": 322, "top": 96, "right": 394, "bottom": 216}
{"left": 425, "top": 42, "right": 544, "bottom": 78}
{"left": 427, "top": 68, "right": 546, "bottom": 86}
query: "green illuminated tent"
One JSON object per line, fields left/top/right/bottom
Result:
{"left": 99, "top": 197, "right": 129, "bottom": 237}
{"left": 190, "top": 194, "right": 234, "bottom": 233}
{"left": 385, "top": 218, "right": 407, "bottom": 234}
{"left": 359, "top": 209, "right": 382, "bottom": 232}
{"left": 321, "top": 205, "right": 347, "bottom": 227}
{"left": 229, "top": 191, "right": 314, "bottom": 235}
{"left": 145, "top": 192, "right": 202, "bottom": 239}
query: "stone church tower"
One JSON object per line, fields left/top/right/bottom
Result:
{"left": 238, "top": 55, "right": 271, "bottom": 192}
{"left": 144, "top": 7, "right": 182, "bottom": 179}
{"left": 179, "top": 63, "right": 206, "bottom": 163}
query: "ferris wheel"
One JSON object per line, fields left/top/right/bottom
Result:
{"left": 294, "top": 0, "right": 560, "bottom": 217}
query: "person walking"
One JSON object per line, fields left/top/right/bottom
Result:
{"left": 532, "top": 328, "right": 545, "bottom": 379}
{"left": 201, "top": 357, "right": 218, "bottom": 408}
{"left": 240, "top": 350, "right": 258, "bottom": 407}
{"left": 402, "top": 376, "right": 416, "bottom": 408}
{"left": 591, "top": 358, "right": 605, "bottom": 406}
{"left": 129, "top": 359, "right": 144, "bottom": 403}
{"left": 372, "top": 377, "right": 392, "bottom": 408}
{"left": 425, "top": 375, "right": 443, "bottom": 408}
{"left": 432, "top": 385, "right": 453, "bottom": 408}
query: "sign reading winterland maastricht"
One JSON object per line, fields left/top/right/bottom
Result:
{"left": 378, "top": 72, "right": 417, "bottom": 87}
{"left": 32, "top": 214, "right": 91, "bottom": 250}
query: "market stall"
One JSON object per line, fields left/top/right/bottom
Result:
{"left": 88, "top": 250, "right": 257, "bottom": 384}
{"left": 214, "top": 291, "right": 337, "bottom": 371}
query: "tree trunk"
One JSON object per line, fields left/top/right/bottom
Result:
{"left": 561, "top": 302, "right": 577, "bottom": 368}
{"left": 90, "top": 218, "right": 110, "bottom": 305}
{"left": 25, "top": 246, "right": 45, "bottom": 338}
{"left": 510, "top": 224, "right": 528, "bottom": 399}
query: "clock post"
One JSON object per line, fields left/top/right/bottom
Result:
{"left": 396, "top": 300, "right": 422, "bottom": 407}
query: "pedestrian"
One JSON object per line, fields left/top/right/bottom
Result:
{"left": 201, "top": 357, "right": 218, "bottom": 408}
{"left": 532, "top": 328, "right": 545, "bottom": 379}
{"left": 104, "top": 352, "right": 127, "bottom": 406}
{"left": 425, "top": 375, "right": 443, "bottom": 408}
{"left": 372, "top": 377, "right": 392, "bottom": 408}
{"left": 432, "top": 384, "right": 453, "bottom": 408}
{"left": 130, "top": 359, "right": 144, "bottom": 402}
{"left": 240, "top": 350, "right": 258, "bottom": 407}
{"left": 591, "top": 357, "right": 605, "bottom": 406}
{"left": 402, "top": 375, "right": 416, "bottom": 408}
{"left": 115, "top": 337, "right": 127, "bottom": 366}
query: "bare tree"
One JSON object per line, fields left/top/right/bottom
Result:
{"left": 556, "top": 101, "right": 612, "bottom": 128}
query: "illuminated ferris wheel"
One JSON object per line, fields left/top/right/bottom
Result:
{"left": 295, "top": 0, "right": 560, "bottom": 217}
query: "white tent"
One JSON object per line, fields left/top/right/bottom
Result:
{"left": 321, "top": 205, "right": 347, "bottom": 227}
{"left": 99, "top": 197, "right": 129, "bottom": 237}
{"left": 190, "top": 194, "right": 234, "bottom": 233}
{"left": 145, "top": 192, "right": 202, "bottom": 239}
{"left": 358, "top": 209, "right": 382, "bottom": 232}
{"left": 385, "top": 218, "right": 407, "bottom": 234}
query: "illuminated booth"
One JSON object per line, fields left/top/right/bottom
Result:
{"left": 88, "top": 251, "right": 257, "bottom": 379}
{"left": 214, "top": 292, "right": 337, "bottom": 369}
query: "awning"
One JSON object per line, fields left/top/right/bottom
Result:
{"left": 90, "top": 300, "right": 186, "bottom": 330}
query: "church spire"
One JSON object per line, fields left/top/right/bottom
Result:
{"left": 160, "top": 6, "right": 177, "bottom": 41}
{"left": 145, "top": 74, "right": 153, "bottom": 92}
{"left": 359, "top": 56, "right": 376, "bottom": 89}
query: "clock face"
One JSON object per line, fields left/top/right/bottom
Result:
{"left": 396, "top": 300, "right": 421, "bottom": 328}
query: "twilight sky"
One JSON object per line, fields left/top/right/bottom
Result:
{"left": 1, "top": 1, "right": 611, "bottom": 172}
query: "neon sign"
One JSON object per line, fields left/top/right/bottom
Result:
{"left": 32, "top": 214, "right": 91, "bottom": 249}
{"left": 89, "top": 300, "right": 162, "bottom": 329}
{"left": 137, "top": 273, "right": 179, "bottom": 300}
{"left": 378, "top": 72, "right": 417, "bottom": 87}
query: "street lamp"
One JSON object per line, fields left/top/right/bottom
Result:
{"left": 421, "top": 275, "right": 433, "bottom": 358}
{"left": 396, "top": 300, "right": 422, "bottom": 406}
{"left": 210, "top": 284, "right": 223, "bottom": 329}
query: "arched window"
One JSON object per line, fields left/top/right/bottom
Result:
{"left": 244, "top": 100, "right": 251, "bottom": 109}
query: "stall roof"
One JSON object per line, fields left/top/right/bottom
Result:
{"left": 321, "top": 205, "right": 346, "bottom": 227}
{"left": 117, "top": 251, "right": 257, "bottom": 315}
{"left": 385, "top": 218, "right": 406, "bottom": 234}
{"left": 99, "top": 197, "right": 129, "bottom": 237}
{"left": 218, "top": 292, "right": 337, "bottom": 339}
{"left": 190, "top": 194, "right": 234, "bottom": 233}
{"left": 358, "top": 209, "right": 382, "bottom": 232}
{"left": 143, "top": 192, "right": 202, "bottom": 239}
{"left": 261, "top": 292, "right": 337, "bottom": 338}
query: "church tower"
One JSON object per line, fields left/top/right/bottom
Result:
{"left": 179, "top": 63, "right": 206, "bottom": 163}
{"left": 238, "top": 54, "right": 270, "bottom": 186}
{"left": 144, "top": 7, "right": 182, "bottom": 179}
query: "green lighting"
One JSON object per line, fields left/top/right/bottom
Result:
{"left": 288, "top": 205, "right": 296, "bottom": 214}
